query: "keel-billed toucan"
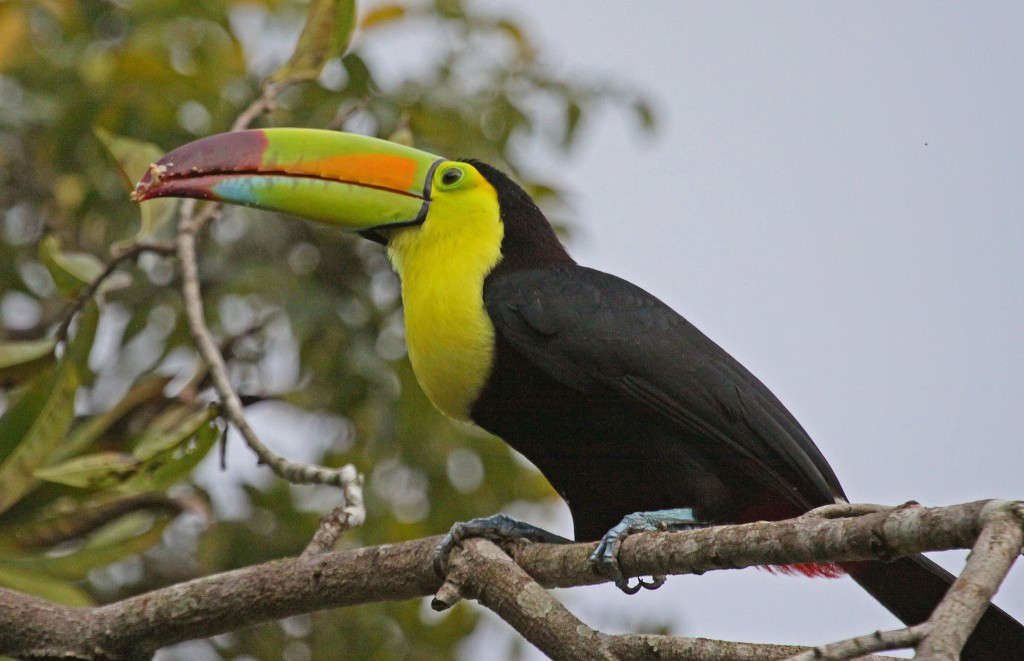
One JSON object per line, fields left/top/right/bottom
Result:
{"left": 135, "top": 128, "right": 1023, "bottom": 658}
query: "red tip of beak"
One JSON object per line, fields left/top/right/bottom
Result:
{"left": 132, "top": 130, "right": 269, "bottom": 202}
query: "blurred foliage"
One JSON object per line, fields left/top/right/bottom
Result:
{"left": 0, "top": 0, "right": 652, "bottom": 658}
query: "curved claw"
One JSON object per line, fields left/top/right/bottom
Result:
{"left": 588, "top": 507, "right": 707, "bottom": 595}
{"left": 433, "top": 514, "right": 571, "bottom": 579}
{"left": 433, "top": 528, "right": 463, "bottom": 578}
{"left": 616, "top": 574, "right": 666, "bottom": 594}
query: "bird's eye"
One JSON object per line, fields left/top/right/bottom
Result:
{"left": 441, "top": 167, "right": 464, "bottom": 186}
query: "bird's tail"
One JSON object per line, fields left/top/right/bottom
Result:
{"left": 843, "top": 554, "right": 1024, "bottom": 660}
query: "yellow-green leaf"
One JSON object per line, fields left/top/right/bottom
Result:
{"left": 54, "top": 375, "right": 172, "bottom": 463}
{"left": 0, "top": 4, "right": 30, "bottom": 72}
{"left": 361, "top": 4, "right": 405, "bottom": 31}
{"left": 271, "top": 0, "right": 357, "bottom": 84}
{"left": 633, "top": 97, "right": 656, "bottom": 132}
{"left": 0, "top": 562, "right": 92, "bottom": 606}
{"left": 34, "top": 452, "right": 141, "bottom": 489}
{"left": 3, "top": 512, "right": 170, "bottom": 581}
{"left": 0, "top": 339, "right": 56, "bottom": 386}
{"left": 94, "top": 128, "right": 177, "bottom": 242}
{"left": 0, "top": 301, "right": 99, "bottom": 514}
{"left": 0, "top": 493, "right": 135, "bottom": 552}
{"left": 38, "top": 235, "right": 104, "bottom": 299}
{"left": 135, "top": 416, "right": 220, "bottom": 490}
{"left": 132, "top": 405, "right": 218, "bottom": 461}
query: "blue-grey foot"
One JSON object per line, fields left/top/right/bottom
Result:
{"left": 589, "top": 507, "right": 710, "bottom": 594}
{"left": 433, "top": 513, "right": 572, "bottom": 578}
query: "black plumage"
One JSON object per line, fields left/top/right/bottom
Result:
{"left": 466, "top": 161, "right": 1023, "bottom": 660}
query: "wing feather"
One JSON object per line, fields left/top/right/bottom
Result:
{"left": 483, "top": 264, "right": 845, "bottom": 512}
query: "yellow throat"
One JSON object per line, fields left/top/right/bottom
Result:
{"left": 386, "top": 171, "right": 503, "bottom": 421}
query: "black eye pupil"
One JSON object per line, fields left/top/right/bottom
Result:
{"left": 442, "top": 168, "right": 462, "bottom": 185}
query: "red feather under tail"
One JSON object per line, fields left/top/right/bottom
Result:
{"left": 760, "top": 562, "right": 846, "bottom": 578}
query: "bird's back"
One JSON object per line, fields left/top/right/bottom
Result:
{"left": 472, "top": 263, "right": 845, "bottom": 540}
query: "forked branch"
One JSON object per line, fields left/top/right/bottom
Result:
{"left": 0, "top": 500, "right": 1017, "bottom": 660}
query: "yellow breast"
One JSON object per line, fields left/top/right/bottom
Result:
{"left": 386, "top": 180, "right": 503, "bottom": 421}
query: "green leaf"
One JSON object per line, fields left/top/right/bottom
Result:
{"left": 54, "top": 375, "right": 172, "bottom": 463}
{"left": 3, "top": 512, "right": 170, "bottom": 581}
{"left": 0, "top": 301, "right": 99, "bottom": 514}
{"left": 80, "top": 510, "right": 156, "bottom": 549}
{"left": 132, "top": 415, "right": 220, "bottom": 490}
{"left": 38, "top": 405, "right": 218, "bottom": 491}
{"left": 34, "top": 452, "right": 141, "bottom": 489}
{"left": 0, "top": 338, "right": 56, "bottom": 386}
{"left": 271, "top": 0, "right": 357, "bottom": 84}
{"left": 38, "top": 235, "right": 105, "bottom": 299}
{"left": 633, "top": 97, "right": 656, "bottom": 132}
{"left": 361, "top": 4, "right": 406, "bottom": 31}
{"left": 563, "top": 100, "right": 582, "bottom": 148}
{"left": 0, "top": 369, "right": 57, "bottom": 468}
{"left": 0, "top": 492, "right": 152, "bottom": 553}
{"left": 0, "top": 562, "right": 92, "bottom": 606}
{"left": 94, "top": 128, "right": 177, "bottom": 242}
{"left": 132, "top": 404, "right": 218, "bottom": 461}
{"left": 496, "top": 19, "right": 533, "bottom": 60}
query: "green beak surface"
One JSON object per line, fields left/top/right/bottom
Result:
{"left": 133, "top": 129, "right": 445, "bottom": 233}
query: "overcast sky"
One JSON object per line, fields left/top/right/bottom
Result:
{"left": 428, "top": 2, "right": 1024, "bottom": 656}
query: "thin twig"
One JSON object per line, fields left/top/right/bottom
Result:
{"left": 301, "top": 466, "right": 365, "bottom": 557}
{"left": 782, "top": 624, "right": 928, "bottom": 661}
{"left": 177, "top": 196, "right": 355, "bottom": 488}
{"left": 229, "top": 82, "right": 280, "bottom": 132}
{"left": 604, "top": 634, "right": 902, "bottom": 661}
{"left": 54, "top": 240, "right": 175, "bottom": 343}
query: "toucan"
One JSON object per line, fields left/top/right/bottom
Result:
{"left": 135, "top": 128, "right": 1023, "bottom": 658}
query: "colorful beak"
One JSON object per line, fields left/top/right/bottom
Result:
{"left": 133, "top": 129, "right": 445, "bottom": 236}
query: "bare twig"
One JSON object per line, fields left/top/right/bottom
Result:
{"left": 54, "top": 240, "right": 175, "bottom": 343}
{"left": 301, "top": 466, "right": 366, "bottom": 557}
{"left": 326, "top": 100, "right": 367, "bottom": 131}
{"left": 229, "top": 82, "right": 280, "bottom": 132}
{"left": 605, "top": 633, "right": 902, "bottom": 661}
{"left": 783, "top": 625, "right": 928, "bottom": 661}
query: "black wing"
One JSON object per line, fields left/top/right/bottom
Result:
{"left": 483, "top": 263, "right": 846, "bottom": 515}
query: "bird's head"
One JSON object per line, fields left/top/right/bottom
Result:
{"left": 133, "top": 129, "right": 568, "bottom": 274}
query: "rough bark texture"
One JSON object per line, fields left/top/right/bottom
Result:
{"left": 0, "top": 500, "right": 1018, "bottom": 660}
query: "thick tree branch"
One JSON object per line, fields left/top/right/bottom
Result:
{"left": 915, "top": 500, "right": 1024, "bottom": 660}
{"left": 0, "top": 500, "right": 1015, "bottom": 660}
{"left": 439, "top": 538, "right": 614, "bottom": 660}
{"left": 440, "top": 539, "right": 901, "bottom": 661}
